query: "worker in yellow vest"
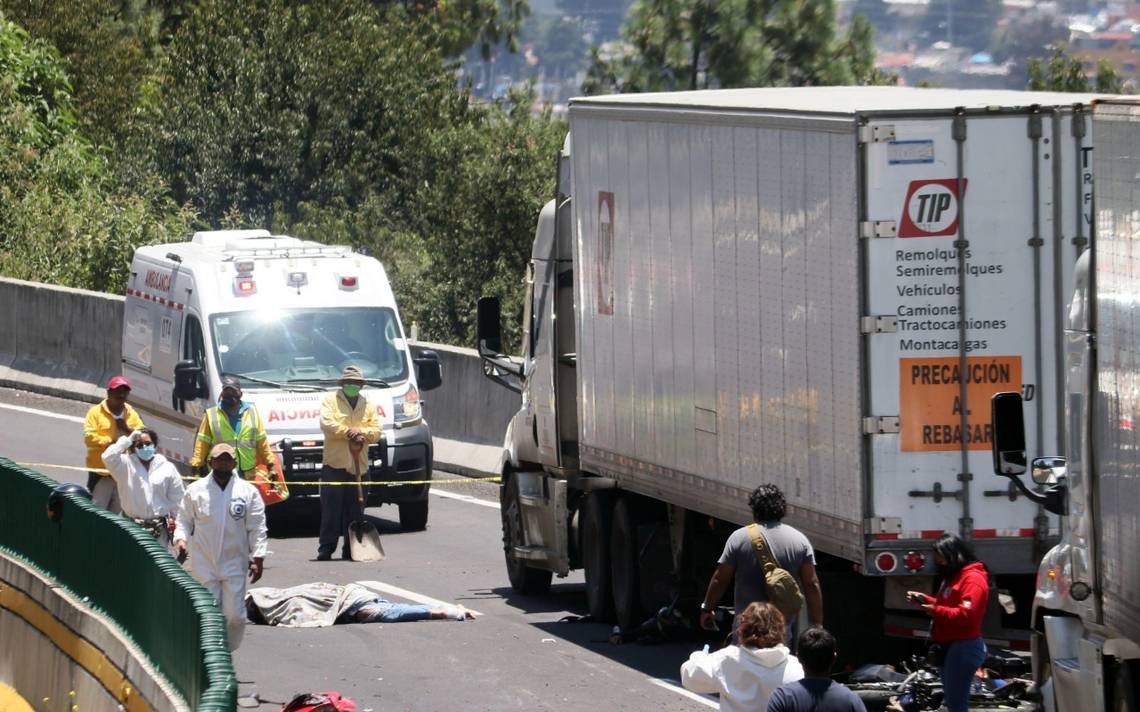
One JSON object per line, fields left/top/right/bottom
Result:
{"left": 191, "top": 376, "right": 276, "bottom": 479}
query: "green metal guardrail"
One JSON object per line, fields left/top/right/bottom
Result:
{"left": 0, "top": 457, "right": 237, "bottom": 710}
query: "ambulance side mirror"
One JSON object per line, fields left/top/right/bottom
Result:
{"left": 413, "top": 349, "right": 443, "bottom": 391}
{"left": 174, "top": 360, "right": 206, "bottom": 401}
{"left": 477, "top": 296, "right": 503, "bottom": 356}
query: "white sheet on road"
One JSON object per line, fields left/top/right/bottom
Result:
{"left": 248, "top": 581, "right": 421, "bottom": 627}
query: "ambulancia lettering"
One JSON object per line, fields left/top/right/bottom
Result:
{"left": 265, "top": 403, "right": 387, "bottom": 423}
{"left": 144, "top": 269, "right": 172, "bottom": 292}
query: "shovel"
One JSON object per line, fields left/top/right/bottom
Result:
{"left": 347, "top": 443, "right": 385, "bottom": 562}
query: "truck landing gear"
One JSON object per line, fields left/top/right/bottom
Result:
{"left": 581, "top": 491, "right": 614, "bottom": 620}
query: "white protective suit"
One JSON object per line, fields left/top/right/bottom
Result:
{"left": 174, "top": 472, "right": 267, "bottom": 650}
{"left": 101, "top": 436, "right": 185, "bottom": 519}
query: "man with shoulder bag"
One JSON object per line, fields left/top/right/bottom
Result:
{"left": 699, "top": 484, "right": 823, "bottom": 645}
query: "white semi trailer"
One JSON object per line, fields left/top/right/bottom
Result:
{"left": 991, "top": 99, "right": 1140, "bottom": 711}
{"left": 477, "top": 87, "right": 1104, "bottom": 654}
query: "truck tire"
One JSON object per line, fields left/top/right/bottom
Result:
{"left": 500, "top": 473, "right": 553, "bottom": 594}
{"left": 398, "top": 499, "right": 429, "bottom": 531}
{"left": 610, "top": 497, "right": 644, "bottom": 630}
{"left": 581, "top": 491, "right": 614, "bottom": 621}
{"left": 1115, "top": 659, "right": 1138, "bottom": 712}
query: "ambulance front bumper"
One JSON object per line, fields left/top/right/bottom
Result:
{"left": 277, "top": 420, "right": 433, "bottom": 503}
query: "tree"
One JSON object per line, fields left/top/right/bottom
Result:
{"left": 851, "top": 0, "right": 892, "bottom": 37}
{"left": 1027, "top": 46, "right": 1126, "bottom": 94}
{"left": 0, "top": 13, "right": 192, "bottom": 293}
{"left": 582, "top": 0, "right": 890, "bottom": 94}
{"left": 380, "top": 0, "right": 530, "bottom": 58}
{"left": 131, "top": 0, "right": 561, "bottom": 347}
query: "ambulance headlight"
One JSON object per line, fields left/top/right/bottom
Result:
{"left": 393, "top": 384, "right": 421, "bottom": 424}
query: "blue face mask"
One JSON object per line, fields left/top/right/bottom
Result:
{"left": 136, "top": 444, "right": 156, "bottom": 461}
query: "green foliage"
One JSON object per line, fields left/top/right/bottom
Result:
{"left": 2, "top": 0, "right": 565, "bottom": 349}
{"left": 1027, "top": 46, "right": 1126, "bottom": 94}
{"left": 0, "top": 13, "right": 191, "bottom": 293}
{"left": 582, "top": 0, "right": 892, "bottom": 93}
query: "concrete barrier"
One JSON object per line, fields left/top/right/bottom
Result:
{"left": 416, "top": 341, "right": 517, "bottom": 446}
{"left": 0, "top": 553, "right": 187, "bottom": 712}
{"left": 0, "top": 277, "right": 519, "bottom": 451}
{"left": 0, "top": 277, "right": 122, "bottom": 403}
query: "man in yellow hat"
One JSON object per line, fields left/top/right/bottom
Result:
{"left": 317, "top": 365, "right": 382, "bottom": 560}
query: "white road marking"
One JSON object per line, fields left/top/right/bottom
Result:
{"left": 0, "top": 401, "right": 85, "bottom": 424}
{"left": 360, "top": 580, "right": 481, "bottom": 617}
{"left": 431, "top": 488, "right": 499, "bottom": 509}
{"left": 647, "top": 678, "right": 719, "bottom": 709}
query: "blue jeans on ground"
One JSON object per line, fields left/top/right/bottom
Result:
{"left": 342, "top": 598, "right": 435, "bottom": 623}
{"left": 941, "top": 637, "right": 987, "bottom": 712}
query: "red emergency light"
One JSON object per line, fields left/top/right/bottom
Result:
{"left": 234, "top": 277, "right": 257, "bottom": 296}
{"left": 340, "top": 276, "right": 358, "bottom": 290}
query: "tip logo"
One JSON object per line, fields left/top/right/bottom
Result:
{"left": 899, "top": 178, "right": 968, "bottom": 238}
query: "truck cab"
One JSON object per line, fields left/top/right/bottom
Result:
{"left": 122, "top": 230, "right": 442, "bottom": 530}
{"left": 991, "top": 101, "right": 1140, "bottom": 712}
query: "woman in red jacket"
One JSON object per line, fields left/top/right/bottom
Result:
{"left": 907, "top": 533, "right": 990, "bottom": 712}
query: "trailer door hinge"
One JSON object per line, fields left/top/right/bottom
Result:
{"left": 860, "top": 220, "right": 898, "bottom": 239}
{"left": 859, "top": 124, "right": 896, "bottom": 144}
{"left": 863, "top": 416, "right": 901, "bottom": 435}
{"left": 861, "top": 315, "right": 898, "bottom": 334}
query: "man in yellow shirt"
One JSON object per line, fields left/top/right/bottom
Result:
{"left": 190, "top": 376, "right": 276, "bottom": 479}
{"left": 83, "top": 376, "right": 145, "bottom": 512}
{"left": 317, "top": 365, "right": 382, "bottom": 561}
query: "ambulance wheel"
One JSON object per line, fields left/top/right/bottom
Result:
{"left": 581, "top": 491, "right": 614, "bottom": 622}
{"left": 501, "top": 472, "right": 553, "bottom": 594}
{"left": 610, "top": 497, "right": 644, "bottom": 630}
{"left": 1114, "top": 659, "right": 1138, "bottom": 712}
{"left": 398, "top": 499, "right": 429, "bottom": 531}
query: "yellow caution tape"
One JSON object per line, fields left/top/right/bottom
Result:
{"left": 13, "top": 462, "right": 499, "bottom": 487}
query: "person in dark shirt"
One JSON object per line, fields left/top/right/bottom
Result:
{"left": 767, "top": 627, "right": 866, "bottom": 712}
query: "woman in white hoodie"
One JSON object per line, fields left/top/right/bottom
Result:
{"left": 681, "top": 602, "right": 804, "bottom": 712}
{"left": 101, "top": 428, "right": 185, "bottom": 553}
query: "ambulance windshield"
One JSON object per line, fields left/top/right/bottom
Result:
{"left": 210, "top": 307, "right": 408, "bottom": 387}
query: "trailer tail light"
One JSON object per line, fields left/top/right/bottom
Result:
{"left": 340, "top": 276, "right": 358, "bottom": 290}
{"left": 875, "top": 552, "right": 898, "bottom": 573}
{"left": 234, "top": 277, "right": 257, "bottom": 296}
{"left": 903, "top": 551, "right": 926, "bottom": 573}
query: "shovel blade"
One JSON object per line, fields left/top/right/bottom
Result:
{"left": 348, "top": 521, "right": 385, "bottom": 561}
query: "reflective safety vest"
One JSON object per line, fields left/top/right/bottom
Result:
{"left": 197, "top": 405, "right": 266, "bottom": 473}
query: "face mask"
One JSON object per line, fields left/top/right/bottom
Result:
{"left": 212, "top": 465, "right": 235, "bottom": 478}
{"left": 220, "top": 395, "right": 239, "bottom": 407}
{"left": 136, "top": 444, "right": 156, "bottom": 461}
{"left": 342, "top": 384, "right": 362, "bottom": 398}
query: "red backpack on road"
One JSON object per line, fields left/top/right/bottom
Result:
{"left": 279, "top": 692, "right": 358, "bottom": 712}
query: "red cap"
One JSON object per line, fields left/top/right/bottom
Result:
{"left": 107, "top": 376, "right": 132, "bottom": 391}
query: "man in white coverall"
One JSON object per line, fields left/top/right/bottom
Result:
{"left": 175, "top": 443, "right": 267, "bottom": 650}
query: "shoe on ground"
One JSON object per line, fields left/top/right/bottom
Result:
{"left": 316, "top": 551, "right": 332, "bottom": 561}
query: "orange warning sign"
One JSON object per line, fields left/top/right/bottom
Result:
{"left": 900, "top": 356, "right": 1022, "bottom": 452}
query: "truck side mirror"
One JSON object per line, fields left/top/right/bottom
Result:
{"left": 477, "top": 296, "right": 503, "bottom": 355}
{"left": 413, "top": 349, "right": 443, "bottom": 391}
{"left": 991, "top": 391, "right": 1027, "bottom": 476}
{"left": 174, "top": 359, "right": 206, "bottom": 401}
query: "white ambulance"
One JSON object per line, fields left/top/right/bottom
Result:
{"left": 120, "top": 229, "right": 442, "bottom": 530}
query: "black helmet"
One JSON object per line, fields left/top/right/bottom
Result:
{"left": 47, "top": 483, "right": 92, "bottom": 522}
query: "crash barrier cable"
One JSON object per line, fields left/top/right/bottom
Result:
{"left": 0, "top": 457, "right": 237, "bottom": 711}
{"left": 16, "top": 461, "right": 502, "bottom": 486}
